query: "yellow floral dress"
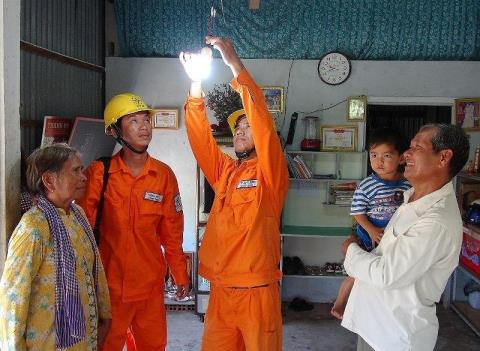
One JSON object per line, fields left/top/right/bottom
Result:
{"left": 0, "top": 205, "right": 111, "bottom": 350}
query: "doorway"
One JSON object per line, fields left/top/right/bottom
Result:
{"left": 365, "top": 104, "right": 452, "bottom": 174}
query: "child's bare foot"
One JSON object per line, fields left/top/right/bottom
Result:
{"left": 330, "top": 302, "right": 344, "bottom": 320}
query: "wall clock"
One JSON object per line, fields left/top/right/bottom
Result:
{"left": 317, "top": 52, "right": 351, "bottom": 85}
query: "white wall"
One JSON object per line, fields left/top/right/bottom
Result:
{"left": 106, "top": 57, "right": 480, "bottom": 252}
{"left": 0, "top": 0, "right": 20, "bottom": 268}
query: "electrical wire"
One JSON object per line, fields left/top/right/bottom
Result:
{"left": 279, "top": 59, "right": 347, "bottom": 133}
{"left": 208, "top": 6, "right": 216, "bottom": 37}
{"left": 278, "top": 59, "right": 295, "bottom": 133}
{"left": 296, "top": 98, "right": 347, "bottom": 115}
{"left": 220, "top": 0, "right": 226, "bottom": 26}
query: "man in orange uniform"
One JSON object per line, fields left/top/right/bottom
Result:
{"left": 180, "top": 37, "right": 289, "bottom": 350}
{"left": 77, "top": 93, "right": 189, "bottom": 350}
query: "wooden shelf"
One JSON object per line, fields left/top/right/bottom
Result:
{"left": 451, "top": 301, "right": 480, "bottom": 337}
{"left": 322, "top": 203, "right": 351, "bottom": 208}
{"left": 457, "top": 171, "right": 480, "bottom": 182}
{"left": 282, "top": 150, "right": 366, "bottom": 303}
{"left": 281, "top": 225, "right": 353, "bottom": 237}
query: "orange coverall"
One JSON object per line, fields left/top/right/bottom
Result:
{"left": 77, "top": 153, "right": 188, "bottom": 350}
{"left": 185, "top": 69, "right": 289, "bottom": 350}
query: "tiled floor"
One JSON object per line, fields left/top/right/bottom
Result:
{"left": 164, "top": 303, "right": 479, "bottom": 350}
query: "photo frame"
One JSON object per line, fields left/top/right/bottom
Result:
{"left": 321, "top": 125, "right": 357, "bottom": 151}
{"left": 151, "top": 109, "right": 179, "bottom": 129}
{"left": 261, "top": 86, "right": 284, "bottom": 112}
{"left": 347, "top": 95, "right": 367, "bottom": 121}
{"left": 455, "top": 98, "right": 480, "bottom": 130}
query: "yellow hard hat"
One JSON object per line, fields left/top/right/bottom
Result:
{"left": 227, "top": 109, "right": 246, "bottom": 135}
{"left": 227, "top": 108, "right": 276, "bottom": 135}
{"left": 104, "top": 93, "right": 151, "bottom": 129}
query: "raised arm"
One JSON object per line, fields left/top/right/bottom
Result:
{"left": 180, "top": 50, "right": 231, "bottom": 186}
{"left": 206, "top": 36, "right": 289, "bottom": 207}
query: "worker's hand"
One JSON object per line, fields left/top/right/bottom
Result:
{"left": 175, "top": 284, "right": 190, "bottom": 300}
{"left": 368, "top": 227, "right": 384, "bottom": 245}
{"left": 97, "top": 318, "right": 111, "bottom": 347}
{"left": 179, "top": 48, "right": 212, "bottom": 82}
{"left": 205, "top": 36, "right": 244, "bottom": 77}
{"left": 342, "top": 235, "right": 359, "bottom": 256}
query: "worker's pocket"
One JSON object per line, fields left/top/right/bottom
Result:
{"left": 252, "top": 284, "right": 280, "bottom": 333}
{"left": 140, "top": 200, "right": 162, "bottom": 215}
{"left": 138, "top": 200, "right": 162, "bottom": 235}
{"left": 230, "top": 188, "right": 257, "bottom": 226}
{"left": 231, "top": 188, "right": 256, "bottom": 204}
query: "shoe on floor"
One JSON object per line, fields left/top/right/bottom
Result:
{"left": 283, "top": 256, "right": 296, "bottom": 275}
{"left": 288, "top": 297, "right": 314, "bottom": 312}
{"left": 292, "top": 256, "right": 306, "bottom": 275}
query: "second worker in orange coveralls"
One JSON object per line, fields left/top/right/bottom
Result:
{"left": 180, "top": 37, "right": 289, "bottom": 351}
{"left": 77, "top": 93, "right": 189, "bottom": 350}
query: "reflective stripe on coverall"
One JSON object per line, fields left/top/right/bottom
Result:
{"left": 77, "top": 153, "right": 188, "bottom": 350}
{"left": 185, "top": 69, "right": 289, "bottom": 351}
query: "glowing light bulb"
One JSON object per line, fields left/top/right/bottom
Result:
{"left": 189, "top": 47, "right": 212, "bottom": 81}
{"left": 201, "top": 47, "right": 212, "bottom": 57}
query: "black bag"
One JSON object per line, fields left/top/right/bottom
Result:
{"left": 93, "top": 157, "right": 111, "bottom": 243}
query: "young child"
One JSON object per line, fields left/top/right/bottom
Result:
{"left": 331, "top": 127, "right": 411, "bottom": 320}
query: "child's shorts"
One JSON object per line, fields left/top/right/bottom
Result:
{"left": 355, "top": 217, "right": 390, "bottom": 251}
{"left": 356, "top": 225, "right": 374, "bottom": 251}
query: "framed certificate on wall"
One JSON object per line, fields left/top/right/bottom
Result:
{"left": 152, "top": 109, "right": 179, "bottom": 129}
{"left": 321, "top": 125, "right": 357, "bottom": 151}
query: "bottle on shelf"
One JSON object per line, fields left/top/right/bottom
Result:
{"left": 300, "top": 116, "right": 321, "bottom": 151}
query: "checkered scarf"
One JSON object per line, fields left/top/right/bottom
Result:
{"left": 37, "top": 195, "right": 100, "bottom": 349}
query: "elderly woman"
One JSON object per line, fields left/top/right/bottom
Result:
{"left": 0, "top": 144, "right": 111, "bottom": 350}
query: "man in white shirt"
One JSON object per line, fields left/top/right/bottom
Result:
{"left": 341, "top": 124, "right": 470, "bottom": 351}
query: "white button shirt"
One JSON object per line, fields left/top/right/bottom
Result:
{"left": 341, "top": 182, "right": 462, "bottom": 351}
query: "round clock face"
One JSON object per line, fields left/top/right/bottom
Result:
{"left": 318, "top": 52, "right": 351, "bottom": 85}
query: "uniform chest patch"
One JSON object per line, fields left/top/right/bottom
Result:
{"left": 144, "top": 191, "right": 163, "bottom": 203}
{"left": 237, "top": 179, "right": 258, "bottom": 189}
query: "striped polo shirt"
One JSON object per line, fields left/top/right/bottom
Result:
{"left": 350, "top": 173, "right": 411, "bottom": 222}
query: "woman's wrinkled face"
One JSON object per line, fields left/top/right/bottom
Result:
{"left": 51, "top": 154, "right": 87, "bottom": 202}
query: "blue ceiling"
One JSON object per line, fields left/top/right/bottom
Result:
{"left": 115, "top": 0, "right": 480, "bottom": 60}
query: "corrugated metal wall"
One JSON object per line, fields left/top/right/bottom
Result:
{"left": 20, "top": 0, "right": 104, "bottom": 155}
